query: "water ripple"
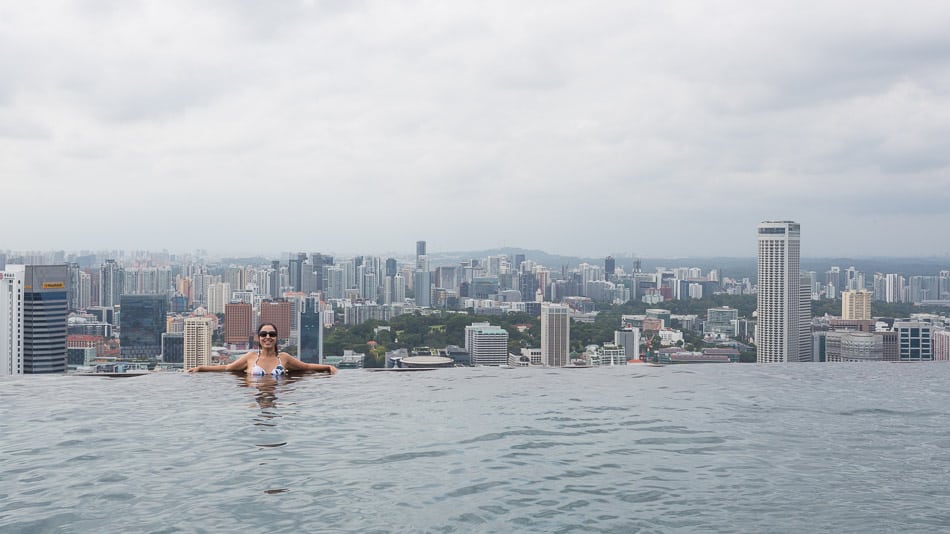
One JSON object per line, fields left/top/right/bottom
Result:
{"left": 3, "top": 364, "right": 950, "bottom": 532}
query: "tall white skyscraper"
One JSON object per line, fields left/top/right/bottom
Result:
{"left": 184, "top": 316, "right": 214, "bottom": 369}
{"left": 756, "top": 220, "right": 809, "bottom": 363}
{"left": 1, "top": 267, "right": 25, "bottom": 375}
{"left": 541, "top": 303, "right": 570, "bottom": 367}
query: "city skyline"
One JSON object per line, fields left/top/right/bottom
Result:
{"left": 2, "top": 3, "right": 950, "bottom": 257}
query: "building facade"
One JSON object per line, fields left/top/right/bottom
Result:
{"left": 894, "top": 321, "right": 932, "bottom": 361}
{"left": 841, "top": 290, "right": 872, "bottom": 321}
{"left": 1, "top": 267, "right": 24, "bottom": 375}
{"left": 183, "top": 316, "right": 214, "bottom": 369}
{"left": 119, "top": 294, "right": 167, "bottom": 359}
{"left": 23, "top": 265, "right": 69, "bottom": 373}
{"left": 541, "top": 303, "right": 570, "bottom": 367}
{"left": 756, "top": 220, "right": 809, "bottom": 363}
{"left": 224, "top": 302, "right": 253, "bottom": 347}
{"left": 464, "top": 322, "right": 509, "bottom": 366}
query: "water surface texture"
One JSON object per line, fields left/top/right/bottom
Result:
{"left": 3, "top": 363, "right": 950, "bottom": 533}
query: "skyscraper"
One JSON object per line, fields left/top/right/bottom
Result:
{"left": 1, "top": 266, "right": 25, "bottom": 375}
{"left": 183, "top": 316, "right": 213, "bottom": 369}
{"left": 298, "top": 297, "right": 323, "bottom": 363}
{"left": 756, "top": 220, "right": 809, "bottom": 363}
{"left": 23, "top": 264, "right": 69, "bottom": 373}
{"left": 541, "top": 302, "right": 570, "bottom": 366}
{"left": 99, "top": 259, "right": 123, "bottom": 308}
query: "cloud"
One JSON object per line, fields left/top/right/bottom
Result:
{"left": 1, "top": 1, "right": 949, "bottom": 258}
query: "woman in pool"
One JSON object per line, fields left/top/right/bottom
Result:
{"left": 187, "top": 323, "right": 337, "bottom": 376}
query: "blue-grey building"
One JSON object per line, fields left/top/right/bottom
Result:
{"left": 119, "top": 294, "right": 167, "bottom": 359}
{"left": 23, "top": 264, "right": 69, "bottom": 373}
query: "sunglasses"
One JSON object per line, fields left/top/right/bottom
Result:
{"left": 259, "top": 331, "right": 278, "bottom": 338}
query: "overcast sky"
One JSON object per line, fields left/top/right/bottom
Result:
{"left": 2, "top": 1, "right": 949, "bottom": 259}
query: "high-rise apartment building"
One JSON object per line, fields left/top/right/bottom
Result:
{"left": 224, "top": 302, "right": 253, "bottom": 347}
{"left": 1, "top": 267, "right": 25, "bottom": 375}
{"left": 541, "top": 302, "right": 570, "bottom": 366}
{"left": 841, "top": 290, "right": 872, "bottom": 320}
{"left": 183, "top": 316, "right": 213, "bottom": 369}
{"left": 756, "top": 221, "right": 809, "bottom": 363}
{"left": 464, "top": 322, "right": 509, "bottom": 366}
{"left": 99, "top": 259, "right": 123, "bottom": 308}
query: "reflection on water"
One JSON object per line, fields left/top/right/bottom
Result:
{"left": 4, "top": 364, "right": 950, "bottom": 533}
{"left": 238, "top": 373, "right": 302, "bottom": 412}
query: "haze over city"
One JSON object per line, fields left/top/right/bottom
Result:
{"left": 2, "top": 2, "right": 949, "bottom": 257}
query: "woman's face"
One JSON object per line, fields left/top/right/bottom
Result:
{"left": 258, "top": 326, "right": 278, "bottom": 348}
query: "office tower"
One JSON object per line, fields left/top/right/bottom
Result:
{"left": 260, "top": 299, "right": 291, "bottom": 341}
{"left": 99, "top": 259, "right": 123, "bottom": 308}
{"left": 393, "top": 273, "right": 406, "bottom": 303}
{"left": 514, "top": 254, "right": 526, "bottom": 272}
{"left": 1, "top": 267, "right": 25, "bottom": 375}
{"left": 841, "top": 290, "right": 872, "bottom": 321}
{"left": 326, "top": 267, "right": 345, "bottom": 299}
{"left": 756, "top": 220, "right": 808, "bottom": 363}
{"left": 224, "top": 302, "right": 253, "bottom": 346}
{"left": 465, "top": 322, "right": 509, "bottom": 366}
{"left": 605, "top": 256, "right": 616, "bottom": 276}
{"left": 19, "top": 265, "right": 69, "bottom": 373}
{"left": 614, "top": 327, "right": 641, "bottom": 360}
{"left": 894, "top": 321, "right": 932, "bottom": 361}
{"left": 385, "top": 258, "right": 397, "bottom": 277}
{"left": 413, "top": 270, "right": 431, "bottom": 307}
{"left": 288, "top": 253, "right": 307, "bottom": 292}
{"left": 161, "top": 332, "right": 184, "bottom": 364}
{"left": 298, "top": 297, "right": 323, "bottom": 363}
{"left": 541, "top": 302, "right": 570, "bottom": 366}
{"left": 119, "top": 294, "right": 167, "bottom": 359}
{"left": 416, "top": 241, "right": 428, "bottom": 272}
{"left": 183, "top": 316, "right": 214, "bottom": 368}
{"left": 705, "top": 306, "right": 739, "bottom": 337}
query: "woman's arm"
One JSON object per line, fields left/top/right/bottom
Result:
{"left": 282, "top": 354, "right": 338, "bottom": 375}
{"left": 187, "top": 353, "right": 251, "bottom": 373}
{"left": 187, "top": 364, "right": 228, "bottom": 372}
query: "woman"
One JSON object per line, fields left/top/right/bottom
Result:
{"left": 188, "top": 323, "right": 338, "bottom": 376}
